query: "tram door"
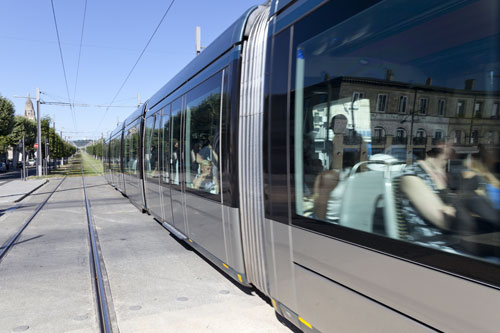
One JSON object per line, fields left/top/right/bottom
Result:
{"left": 168, "top": 97, "right": 188, "bottom": 235}
{"left": 160, "top": 106, "right": 173, "bottom": 224}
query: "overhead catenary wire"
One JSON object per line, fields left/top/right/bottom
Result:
{"left": 13, "top": 94, "right": 136, "bottom": 109}
{"left": 98, "top": 0, "right": 176, "bottom": 129}
{"left": 72, "top": 0, "right": 88, "bottom": 107}
{"left": 50, "top": 0, "right": 78, "bottom": 131}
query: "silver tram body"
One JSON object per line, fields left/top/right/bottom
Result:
{"left": 103, "top": 1, "right": 500, "bottom": 331}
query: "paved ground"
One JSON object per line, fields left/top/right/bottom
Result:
{"left": 0, "top": 177, "right": 98, "bottom": 333}
{"left": 0, "top": 174, "right": 293, "bottom": 333}
{"left": 0, "top": 178, "right": 47, "bottom": 204}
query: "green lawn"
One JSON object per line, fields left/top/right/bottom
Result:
{"left": 80, "top": 151, "right": 104, "bottom": 176}
{"left": 29, "top": 151, "right": 104, "bottom": 179}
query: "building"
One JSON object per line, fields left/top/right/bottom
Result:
{"left": 24, "top": 93, "right": 35, "bottom": 121}
{"left": 307, "top": 73, "right": 500, "bottom": 166}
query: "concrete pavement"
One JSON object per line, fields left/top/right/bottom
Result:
{"left": 0, "top": 179, "right": 47, "bottom": 204}
{"left": 0, "top": 174, "right": 294, "bottom": 332}
{"left": 85, "top": 175, "right": 292, "bottom": 333}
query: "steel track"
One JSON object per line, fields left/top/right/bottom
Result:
{"left": 81, "top": 165, "right": 113, "bottom": 333}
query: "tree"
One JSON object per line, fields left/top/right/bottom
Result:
{"left": 0, "top": 95, "right": 15, "bottom": 136}
{"left": 7, "top": 116, "right": 37, "bottom": 155}
{"left": 0, "top": 95, "right": 15, "bottom": 155}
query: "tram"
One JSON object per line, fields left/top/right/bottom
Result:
{"left": 104, "top": 1, "right": 500, "bottom": 331}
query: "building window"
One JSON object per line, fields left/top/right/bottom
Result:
{"left": 487, "top": 131, "right": 494, "bottom": 144}
{"left": 454, "top": 130, "right": 462, "bottom": 144}
{"left": 471, "top": 130, "right": 479, "bottom": 144}
{"left": 419, "top": 97, "right": 428, "bottom": 115}
{"left": 474, "top": 102, "right": 483, "bottom": 118}
{"left": 393, "top": 127, "right": 407, "bottom": 144}
{"left": 373, "top": 126, "right": 385, "bottom": 144}
{"left": 352, "top": 91, "right": 365, "bottom": 102}
{"left": 414, "top": 128, "right": 426, "bottom": 145}
{"left": 492, "top": 103, "right": 499, "bottom": 119}
{"left": 399, "top": 95, "right": 408, "bottom": 113}
{"left": 438, "top": 99, "right": 446, "bottom": 116}
{"left": 376, "top": 94, "right": 387, "bottom": 112}
{"left": 456, "top": 101, "right": 466, "bottom": 118}
{"left": 433, "top": 130, "right": 444, "bottom": 144}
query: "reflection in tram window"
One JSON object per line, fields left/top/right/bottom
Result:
{"left": 144, "top": 114, "right": 160, "bottom": 179}
{"left": 161, "top": 105, "right": 171, "bottom": 185}
{"left": 293, "top": 0, "right": 500, "bottom": 264}
{"left": 124, "top": 123, "right": 139, "bottom": 175}
{"left": 170, "top": 99, "right": 182, "bottom": 186}
{"left": 185, "top": 72, "right": 222, "bottom": 195}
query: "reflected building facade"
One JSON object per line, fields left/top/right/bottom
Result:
{"left": 307, "top": 72, "right": 500, "bottom": 165}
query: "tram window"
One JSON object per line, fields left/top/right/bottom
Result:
{"left": 124, "top": 123, "right": 140, "bottom": 176}
{"left": 293, "top": 0, "right": 500, "bottom": 265}
{"left": 144, "top": 114, "right": 159, "bottom": 179}
{"left": 184, "top": 72, "right": 222, "bottom": 196}
{"left": 170, "top": 99, "right": 182, "bottom": 186}
{"left": 110, "top": 136, "right": 117, "bottom": 173}
{"left": 161, "top": 105, "right": 172, "bottom": 185}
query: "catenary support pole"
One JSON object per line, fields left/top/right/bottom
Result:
{"left": 36, "top": 88, "right": 42, "bottom": 177}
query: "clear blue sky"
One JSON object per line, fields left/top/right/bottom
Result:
{"left": 0, "top": 0, "right": 261, "bottom": 140}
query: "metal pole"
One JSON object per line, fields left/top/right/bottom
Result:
{"left": 22, "top": 136, "right": 26, "bottom": 181}
{"left": 196, "top": 26, "right": 201, "bottom": 55}
{"left": 36, "top": 88, "right": 42, "bottom": 177}
{"left": 45, "top": 137, "right": 49, "bottom": 175}
{"left": 53, "top": 116, "right": 56, "bottom": 168}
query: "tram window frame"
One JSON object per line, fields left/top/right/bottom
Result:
{"left": 170, "top": 98, "right": 183, "bottom": 189}
{"left": 124, "top": 122, "right": 140, "bottom": 177}
{"left": 160, "top": 104, "right": 172, "bottom": 186}
{"left": 183, "top": 70, "right": 224, "bottom": 202}
{"left": 282, "top": 0, "right": 500, "bottom": 288}
{"left": 264, "top": 27, "right": 293, "bottom": 225}
{"left": 144, "top": 113, "right": 160, "bottom": 181}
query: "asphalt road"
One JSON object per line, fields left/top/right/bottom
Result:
{"left": 0, "top": 166, "right": 37, "bottom": 185}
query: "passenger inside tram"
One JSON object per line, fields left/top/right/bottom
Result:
{"left": 464, "top": 145, "right": 500, "bottom": 211}
{"left": 313, "top": 114, "right": 348, "bottom": 220}
{"left": 399, "top": 142, "right": 460, "bottom": 247}
{"left": 196, "top": 137, "right": 219, "bottom": 165}
{"left": 193, "top": 159, "right": 219, "bottom": 194}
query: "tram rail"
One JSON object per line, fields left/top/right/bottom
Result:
{"left": 81, "top": 164, "right": 114, "bottom": 333}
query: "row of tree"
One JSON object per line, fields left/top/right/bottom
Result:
{"left": 0, "top": 95, "right": 76, "bottom": 167}
{"left": 85, "top": 139, "right": 104, "bottom": 159}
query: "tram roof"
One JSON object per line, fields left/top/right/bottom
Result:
{"left": 148, "top": 6, "right": 258, "bottom": 108}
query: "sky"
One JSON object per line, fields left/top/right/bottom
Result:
{"left": 0, "top": 0, "right": 261, "bottom": 140}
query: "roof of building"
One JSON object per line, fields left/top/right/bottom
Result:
{"left": 24, "top": 93, "right": 34, "bottom": 112}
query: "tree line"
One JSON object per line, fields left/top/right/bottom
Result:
{"left": 0, "top": 95, "right": 76, "bottom": 166}
{"left": 85, "top": 139, "right": 104, "bottom": 159}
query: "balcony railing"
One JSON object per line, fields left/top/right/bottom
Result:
{"left": 392, "top": 136, "right": 407, "bottom": 145}
{"left": 413, "top": 137, "right": 426, "bottom": 145}
{"left": 432, "top": 138, "right": 444, "bottom": 145}
{"left": 371, "top": 136, "right": 386, "bottom": 145}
